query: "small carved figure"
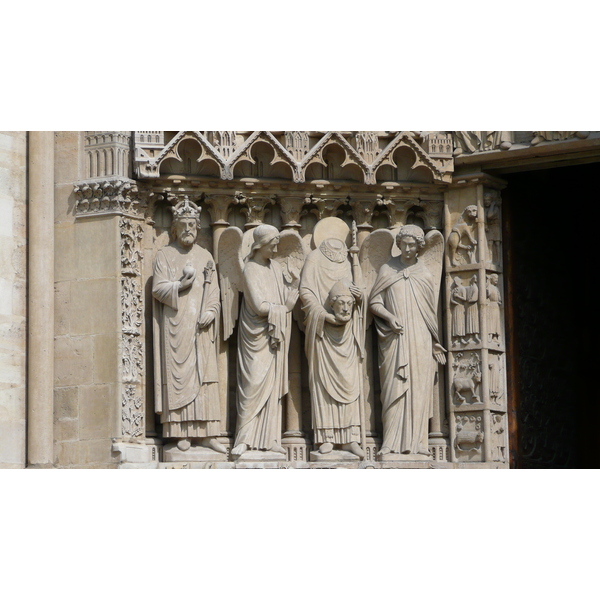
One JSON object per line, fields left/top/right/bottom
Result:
{"left": 218, "top": 224, "right": 304, "bottom": 459}
{"left": 152, "top": 198, "right": 226, "bottom": 455}
{"left": 491, "top": 414, "right": 506, "bottom": 461}
{"left": 484, "top": 191, "right": 501, "bottom": 265}
{"left": 487, "top": 274, "right": 502, "bottom": 343}
{"left": 300, "top": 218, "right": 364, "bottom": 459}
{"left": 489, "top": 361, "right": 500, "bottom": 404}
{"left": 447, "top": 205, "right": 478, "bottom": 266}
{"left": 455, "top": 415, "right": 484, "bottom": 454}
{"left": 452, "top": 371, "right": 482, "bottom": 404}
{"left": 465, "top": 275, "right": 480, "bottom": 343}
{"left": 369, "top": 225, "right": 446, "bottom": 458}
{"left": 452, "top": 352, "right": 482, "bottom": 405}
{"left": 450, "top": 276, "right": 467, "bottom": 345}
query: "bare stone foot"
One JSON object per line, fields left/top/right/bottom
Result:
{"left": 270, "top": 444, "right": 286, "bottom": 454}
{"left": 319, "top": 442, "right": 333, "bottom": 454}
{"left": 418, "top": 447, "right": 432, "bottom": 457}
{"left": 344, "top": 441, "right": 365, "bottom": 459}
{"left": 177, "top": 439, "right": 191, "bottom": 451}
{"left": 378, "top": 446, "right": 391, "bottom": 456}
{"left": 231, "top": 443, "right": 247, "bottom": 458}
{"left": 205, "top": 438, "right": 227, "bottom": 454}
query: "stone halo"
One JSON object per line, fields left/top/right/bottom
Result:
{"left": 312, "top": 217, "right": 351, "bottom": 249}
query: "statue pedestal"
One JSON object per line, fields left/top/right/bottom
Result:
{"left": 378, "top": 452, "right": 432, "bottom": 463}
{"left": 163, "top": 443, "right": 228, "bottom": 463}
{"left": 234, "top": 450, "right": 287, "bottom": 463}
{"left": 309, "top": 450, "right": 360, "bottom": 463}
{"left": 282, "top": 436, "right": 311, "bottom": 462}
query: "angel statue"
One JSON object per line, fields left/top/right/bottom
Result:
{"left": 218, "top": 223, "right": 306, "bottom": 459}
{"left": 152, "top": 198, "right": 227, "bottom": 458}
{"left": 299, "top": 217, "right": 365, "bottom": 459}
{"left": 365, "top": 224, "right": 446, "bottom": 459}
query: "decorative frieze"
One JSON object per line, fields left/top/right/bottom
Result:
{"left": 73, "top": 178, "right": 143, "bottom": 217}
{"left": 119, "top": 215, "right": 145, "bottom": 437}
{"left": 133, "top": 131, "right": 454, "bottom": 184}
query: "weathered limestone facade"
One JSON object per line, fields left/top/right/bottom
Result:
{"left": 1, "top": 131, "right": 598, "bottom": 468}
{"left": 0, "top": 133, "right": 27, "bottom": 468}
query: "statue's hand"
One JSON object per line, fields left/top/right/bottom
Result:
{"left": 179, "top": 271, "right": 196, "bottom": 292}
{"left": 197, "top": 311, "right": 214, "bottom": 329}
{"left": 349, "top": 284, "right": 363, "bottom": 301}
{"left": 325, "top": 313, "right": 339, "bottom": 325}
{"left": 433, "top": 342, "right": 447, "bottom": 364}
{"left": 389, "top": 317, "right": 403, "bottom": 334}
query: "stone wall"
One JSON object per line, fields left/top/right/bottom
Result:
{"left": 0, "top": 132, "right": 27, "bottom": 468}
{"left": 54, "top": 132, "right": 121, "bottom": 467}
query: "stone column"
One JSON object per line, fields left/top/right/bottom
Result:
{"left": 279, "top": 196, "right": 310, "bottom": 462}
{"left": 205, "top": 194, "right": 238, "bottom": 448}
{"left": 349, "top": 195, "right": 379, "bottom": 458}
{"left": 444, "top": 174, "right": 508, "bottom": 466}
{"left": 27, "top": 131, "right": 55, "bottom": 467}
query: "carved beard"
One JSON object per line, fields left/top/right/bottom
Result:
{"left": 319, "top": 239, "right": 348, "bottom": 263}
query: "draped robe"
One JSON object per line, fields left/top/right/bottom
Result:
{"left": 370, "top": 258, "right": 439, "bottom": 455}
{"left": 466, "top": 282, "right": 479, "bottom": 335}
{"left": 234, "top": 259, "right": 291, "bottom": 450}
{"left": 300, "top": 246, "right": 361, "bottom": 445}
{"left": 487, "top": 283, "right": 502, "bottom": 339}
{"left": 152, "top": 243, "right": 221, "bottom": 438}
{"left": 451, "top": 285, "right": 467, "bottom": 338}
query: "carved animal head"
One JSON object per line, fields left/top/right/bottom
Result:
{"left": 461, "top": 205, "right": 478, "bottom": 224}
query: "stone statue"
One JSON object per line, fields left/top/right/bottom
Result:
{"left": 369, "top": 224, "right": 446, "bottom": 458}
{"left": 487, "top": 274, "right": 502, "bottom": 343}
{"left": 300, "top": 218, "right": 364, "bottom": 459}
{"left": 447, "top": 205, "right": 478, "bottom": 266}
{"left": 152, "top": 198, "right": 226, "bottom": 457}
{"left": 484, "top": 190, "right": 501, "bottom": 265}
{"left": 465, "top": 274, "right": 480, "bottom": 344}
{"left": 218, "top": 223, "right": 305, "bottom": 459}
{"left": 450, "top": 276, "right": 467, "bottom": 346}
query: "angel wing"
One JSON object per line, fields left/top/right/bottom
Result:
{"left": 359, "top": 228, "right": 395, "bottom": 297}
{"left": 217, "top": 226, "right": 244, "bottom": 340}
{"left": 420, "top": 230, "right": 444, "bottom": 306}
{"left": 273, "top": 230, "right": 307, "bottom": 289}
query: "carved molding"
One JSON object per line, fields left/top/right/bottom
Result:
{"left": 120, "top": 216, "right": 145, "bottom": 437}
{"left": 74, "top": 178, "right": 143, "bottom": 217}
{"left": 279, "top": 196, "right": 305, "bottom": 228}
{"left": 239, "top": 195, "right": 275, "bottom": 227}
{"left": 204, "top": 194, "right": 240, "bottom": 225}
{"left": 133, "top": 131, "right": 454, "bottom": 185}
{"left": 349, "top": 196, "right": 377, "bottom": 229}
{"left": 305, "top": 195, "right": 346, "bottom": 220}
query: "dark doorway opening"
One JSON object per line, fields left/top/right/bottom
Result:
{"left": 502, "top": 163, "right": 597, "bottom": 468}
